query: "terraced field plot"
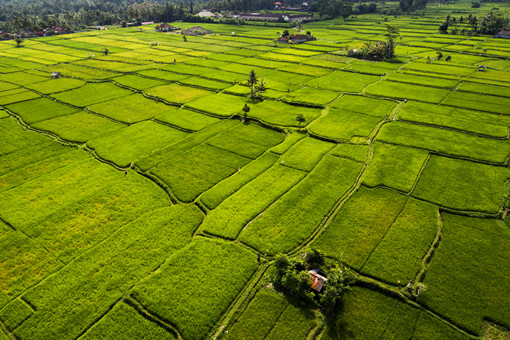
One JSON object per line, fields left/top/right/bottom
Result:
{"left": 0, "top": 8, "right": 509, "bottom": 340}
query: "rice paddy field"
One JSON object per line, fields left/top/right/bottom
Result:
{"left": 1, "top": 1, "right": 510, "bottom": 338}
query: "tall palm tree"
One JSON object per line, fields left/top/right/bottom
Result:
{"left": 247, "top": 70, "right": 258, "bottom": 99}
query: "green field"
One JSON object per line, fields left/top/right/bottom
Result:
{"left": 1, "top": 4, "right": 509, "bottom": 339}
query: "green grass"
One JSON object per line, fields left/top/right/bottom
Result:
{"left": 361, "top": 198, "right": 438, "bottom": 284}
{"left": 313, "top": 186, "right": 408, "bottom": 269}
{"left": 32, "top": 112, "right": 124, "bottom": 143}
{"left": 207, "top": 123, "right": 285, "bottom": 159}
{"left": 112, "top": 74, "right": 166, "bottom": 90}
{"left": 136, "top": 119, "right": 240, "bottom": 171}
{"left": 6, "top": 97, "right": 79, "bottom": 124}
{"left": 24, "top": 78, "right": 86, "bottom": 94}
{"left": 184, "top": 92, "right": 250, "bottom": 117}
{"left": 249, "top": 100, "right": 322, "bottom": 127}
{"left": 363, "top": 142, "right": 429, "bottom": 193}
{"left": 309, "top": 109, "right": 382, "bottom": 141}
{"left": 265, "top": 302, "right": 317, "bottom": 340}
{"left": 418, "top": 213, "right": 510, "bottom": 335}
{"left": 386, "top": 72, "right": 459, "bottom": 89}
{"left": 398, "top": 100, "right": 510, "bottom": 137}
{"left": 51, "top": 82, "right": 132, "bottom": 107}
{"left": 0, "top": 88, "right": 40, "bottom": 105}
{"left": 87, "top": 121, "right": 189, "bottom": 168}
{"left": 442, "top": 91, "right": 510, "bottom": 114}
{"left": 330, "top": 144, "right": 369, "bottom": 162}
{"left": 0, "top": 117, "right": 52, "bottom": 156}
{"left": 240, "top": 155, "right": 362, "bottom": 255}
{"left": 81, "top": 302, "right": 175, "bottom": 340}
{"left": 155, "top": 108, "right": 221, "bottom": 131}
{"left": 200, "top": 152, "right": 280, "bottom": 210}
{"left": 365, "top": 81, "right": 450, "bottom": 103}
{"left": 412, "top": 156, "right": 509, "bottom": 213}
{"left": 0, "top": 298, "right": 34, "bottom": 332}
{"left": 283, "top": 87, "right": 340, "bottom": 107}
{"left": 457, "top": 81, "right": 510, "bottom": 98}
{"left": 144, "top": 83, "right": 213, "bottom": 104}
{"left": 279, "top": 137, "right": 335, "bottom": 171}
{"left": 151, "top": 143, "right": 251, "bottom": 202}
{"left": 130, "top": 237, "right": 258, "bottom": 340}
{"left": 376, "top": 121, "right": 510, "bottom": 164}
{"left": 330, "top": 95, "right": 397, "bottom": 117}
{"left": 0, "top": 231, "right": 62, "bottom": 309}
{"left": 200, "top": 164, "right": 306, "bottom": 239}
{"left": 225, "top": 289, "right": 288, "bottom": 340}
{"left": 0, "top": 71, "right": 48, "bottom": 86}
{"left": 306, "top": 71, "right": 380, "bottom": 93}
{"left": 23, "top": 175, "right": 172, "bottom": 264}
{"left": 13, "top": 205, "right": 202, "bottom": 339}
{"left": 88, "top": 93, "right": 178, "bottom": 123}
{"left": 323, "top": 287, "right": 419, "bottom": 340}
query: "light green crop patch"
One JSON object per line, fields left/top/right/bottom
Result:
{"left": 155, "top": 108, "right": 220, "bottom": 131}
{"left": 309, "top": 108, "right": 382, "bottom": 141}
{"left": 184, "top": 92, "right": 249, "bottom": 117}
{"left": 151, "top": 143, "right": 251, "bottom": 202}
{"left": 362, "top": 142, "right": 429, "bottom": 193}
{"left": 81, "top": 302, "right": 175, "bottom": 340}
{"left": 306, "top": 70, "right": 380, "bottom": 93}
{"left": 144, "top": 83, "right": 213, "bottom": 104}
{"left": 32, "top": 111, "right": 124, "bottom": 143}
{"left": 130, "top": 238, "right": 258, "bottom": 340}
{"left": 88, "top": 93, "right": 178, "bottom": 123}
{"left": 87, "top": 121, "right": 189, "bottom": 168}
{"left": 376, "top": 121, "right": 510, "bottom": 164}
{"left": 398, "top": 101, "right": 510, "bottom": 137}
{"left": 24, "top": 78, "right": 86, "bottom": 94}
{"left": 51, "top": 82, "right": 132, "bottom": 107}
{"left": 13, "top": 205, "right": 202, "bottom": 340}
{"left": 241, "top": 155, "right": 362, "bottom": 255}
{"left": 6, "top": 97, "right": 79, "bottom": 124}
{"left": 200, "top": 164, "right": 306, "bottom": 239}
{"left": 412, "top": 156, "right": 509, "bottom": 213}
{"left": 313, "top": 186, "right": 408, "bottom": 269}
{"left": 418, "top": 214, "right": 510, "bottom": 336}
{"left": 249, "top": 100, "right": 322, "bottom": 127}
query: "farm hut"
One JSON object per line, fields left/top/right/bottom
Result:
{"left": 478, "top": 65, "right": 487, "bottom": 71}
{"left": 494, "top": 31, "right": 510, "bottom": 39}
{"left": 197, "top": 11, "right": 216, "bottom": 18}
{"left": 181, "top": 26, "right": 213, "bottom": 36}
{"left": 277, "top": 36, "right": 290, "bottom": 44}
{"left": 308, "top": 269, "right": 327, "bottom": 292}
{"left": 156, "top": 23, "right": 178, "bottom": 32}
{"left": 51, "top": 71, "right": 62, "bottom": 79}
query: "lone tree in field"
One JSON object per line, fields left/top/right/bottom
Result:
{"left": 384, "top": 24, "right": 400, "bottom": 60}
{"left": 14, "top": 37, "right": 24, "bottom": 48}
{"left": 296, "top": 113, "right": 306, "bottom": 130}
{"left": 103, "top": 48, "right": 109, "bottom": 56}
{"left": 242, "top": 104, "right": 250, "bottom": 123}
{"left": 247, "top": 70, "right": 259, "bottom": 100}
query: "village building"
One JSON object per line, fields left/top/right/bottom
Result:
{"left": 494, "top": 30, "right": 510, "bottom": 39}
{"left": 278, "top": 32, "right": 316, "bottom": 44}
{"left": 197, "top": 10, "right": 216, "bottom": 18}
{"left": 181, "top": 26, "right": 213, "bottom": 36}
{"left": 156, "top": 23, "right": 179, "bottom": 32}
{"left": 308, "top": 269, "right": 328, "bottom": 292}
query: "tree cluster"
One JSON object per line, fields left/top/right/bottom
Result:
{"left": 269, "top": 249, "right": 351, "bottom": 315}
{"left": 309, "top": 0, "right": 353, "bottom": 20}
{"left": 348, "top": 24, "right": 399, "bottom": 61}
{"left": 439, "top": 12, "right": 509, "bottom": 35}
{"left": 398, "top": 0, "right": 428, "bottom": 13}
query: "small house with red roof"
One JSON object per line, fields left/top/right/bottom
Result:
{"left": 309, "top": 269, "right": 327, "bottom": 292}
